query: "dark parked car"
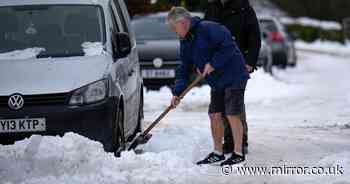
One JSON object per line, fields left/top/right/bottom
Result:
{"left": 0, "top": 0, "right": 143, "bottom": 154}
{"left": 259, "top": 16, "right": 297, "bottom": 68}
{"left": 132, "top": 12, "right": 203, "bottom": 89}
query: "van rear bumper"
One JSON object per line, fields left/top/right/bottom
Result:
{"left": 0, "top": 97, "right": 116, "bottom": 150}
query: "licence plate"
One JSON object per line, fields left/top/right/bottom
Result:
{"left": 142, "top": 69, "right": 175, "bottom": 79}
{"left": 0, "top": 118, "right": 46, "bottom": 133}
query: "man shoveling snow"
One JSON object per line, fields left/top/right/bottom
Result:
{"left": 167, "top": 7, "right": 249, "bottom": 166}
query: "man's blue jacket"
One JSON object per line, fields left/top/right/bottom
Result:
{"left": 172, "top": 17, "right": 250, "bottom": 96}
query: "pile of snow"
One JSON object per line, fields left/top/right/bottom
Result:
{"left": 82, "top": 42, "right": 104, "bottom": 56}
{"left": 295, "top": 40, "right": 350, "bottom": 56}
{"left": 0, "top": 133, "right": 122, "bottom": 184}
{"left": 144, "top": 87, "right": 172, "bottom": 112}
{"left": 245, "top": 69, "right": 303, "bottom": 105}
{"left": 0, "top": 133, "right": 219, "bottom": 184}
{"left": 0, "top": 48, "right": 45, "bottom": 60}
{"left": 145, "top": 70, "right": 303, "bottom": 112}
{"left": 280, "top": 17, "right": 342, "bottom": 30}
{"left": 144, "top": 85, "right": 212, "bottom": 112}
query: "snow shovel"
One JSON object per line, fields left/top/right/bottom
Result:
{"left": 127, "top": 75, "right": 205, "bottom": 151}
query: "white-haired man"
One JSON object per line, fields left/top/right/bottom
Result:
{"left": 167, "top": 7, "right": 249, "bottom": 166}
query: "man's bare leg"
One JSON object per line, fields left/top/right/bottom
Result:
{"left": 196, "top": 112, "right": 226, "bottom": 165}
{"left": 209, "top": 113, "right": 224, "bottom": 153}
{"left": 226, "top": 115, "right": 243, "bottom": 155}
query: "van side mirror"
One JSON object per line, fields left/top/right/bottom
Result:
{"left": 113, "top": 32, "right": 131, "bottom": 59}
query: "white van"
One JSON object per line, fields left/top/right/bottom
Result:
{"left": 0, "top": 0, "right": 144, "bottom": 153}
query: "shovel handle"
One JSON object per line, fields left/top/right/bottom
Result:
{"left": 178, "top": 75, "right": 204, "bottom": 99}
{"left": 142, "top": 75, "right": 204, "bottom": 135}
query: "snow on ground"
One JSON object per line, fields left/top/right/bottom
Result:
{"left": 1, "top": 50, "right": 350, "bottom": 184}
{"left": 0, "top": 48, "right": 45, "bottom": 60}
{"left": 296, "top": 40, "right": 350, "bottom": 57}
{"left": 280, "top": 17, "right": 342, "bottom": 30}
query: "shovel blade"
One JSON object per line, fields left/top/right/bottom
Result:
{"left": 127, "top": 133, "right": 153, "bottom": 151}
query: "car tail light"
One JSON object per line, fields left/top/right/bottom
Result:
{"left": 270, "top": 32, "right": 284, "bottom": 42}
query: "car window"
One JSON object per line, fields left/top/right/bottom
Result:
{"left": 131, "top": 16, "right": 178, "bottom": 41}
{"left": 259, "top": 19, "right": 278, "bottom": 32}
{"left": 109, "top": 5, "right": 120, "bottom": 32}
{"left": 0, "top": 5, "right": 105, "bottom": 58}
{"left": 115, "top": 0, "right": 135, "bottom": 47}
{"left": 113, "top": 0, "right": 128, "bottom": 33}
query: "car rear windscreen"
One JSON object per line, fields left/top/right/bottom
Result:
{"left": 260, "top": 19, "right": 278, "bottom": 32}
{"left": 132, "top": 16, "right": 178, "bottom": 41}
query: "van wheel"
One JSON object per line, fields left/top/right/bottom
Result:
{"left": 114, "top": 105, "right": 125, "bottom": 157}
{"left": 132, "top": 91, "right": 143, "bottom": 140}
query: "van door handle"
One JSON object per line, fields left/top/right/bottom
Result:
{"left": 128, "top": 69, "right": 135, "bottom": 76}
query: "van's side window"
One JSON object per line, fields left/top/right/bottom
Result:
{"left": 113, "top": 0, "right": 128, "bottom": 33}
{"left": 114, "top": 0, "right": 135, "bottom": 47}
{"left": 109, "top": 4, "right": 121, "bottom": 57}
{"left": 110, "top": 1, "right": 126, "bottom": 32}
{"left": 111, "top": 0, "right": 135, "bottom": 47}
{"left": 109, "top": 5, "right": 120, "bottom": 32}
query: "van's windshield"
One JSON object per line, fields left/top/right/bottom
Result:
{"left": 0, "top": 5, "right": 105, "bottom": 58}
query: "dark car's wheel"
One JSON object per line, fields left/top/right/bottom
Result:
{"left": 263, "top": 58, "right": 272, "bottom": 74}
{"left": 289, "top": 62, "right": 297, "bottom": 67}
{"left": 114, "top": 104, "right": 125, "bottom": 157}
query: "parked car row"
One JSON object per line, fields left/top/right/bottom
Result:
{"left": 132, "top": 13, "right": 298, "bottom": 89}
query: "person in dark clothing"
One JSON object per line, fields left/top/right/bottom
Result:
{"left": 204, "top": 0, "right": 261, "bottom": 154}
{"left": 168, "top": 7, "right": 249, "bottom": 166}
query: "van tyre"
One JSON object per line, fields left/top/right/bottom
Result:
{"left": 132, "top": 90, "right": 144, "bottom": 141}
{"left": 114, "top": 105, "right": 125, "bottom": 157}
{"left": 138, "top": 90, "right": 144, "bottom": 132}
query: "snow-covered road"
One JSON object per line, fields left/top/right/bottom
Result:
{"left": 1, "top": 51, "right": 349, "bottom": 184}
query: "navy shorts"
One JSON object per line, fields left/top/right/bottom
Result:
{"left": 208, "top": 81, "right": 247, "bottom": 116}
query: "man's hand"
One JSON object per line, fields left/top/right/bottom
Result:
{"left": 170, "top": 96, "right": 181, "bottom": 109}
{"left": 202, "top": 63, "right": 215, "bottom": 77}
{"left": 245, "top": 65, "right": 254, "bottom": 73}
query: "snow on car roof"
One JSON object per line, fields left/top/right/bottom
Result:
{"left": 257, "top": 14, "right": 278, "bottom": 21}
{"left": 142, "top": 11, "right": 204, "bottom": 19}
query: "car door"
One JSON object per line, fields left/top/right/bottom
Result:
{"left": 109, "top": 2, "right": 131, "bottom": 135}
{"left": 116, "top": 0, "right": 141, "bottom": 117}
{"left": 110, "top": 0, "right": 139, "bottom": 135}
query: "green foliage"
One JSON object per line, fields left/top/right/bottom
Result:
{"left": 270, "top": 0, "right": 350, "bottom": 22}
{"left": 286, "top": 24, "right": 344, "bottom": 43}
